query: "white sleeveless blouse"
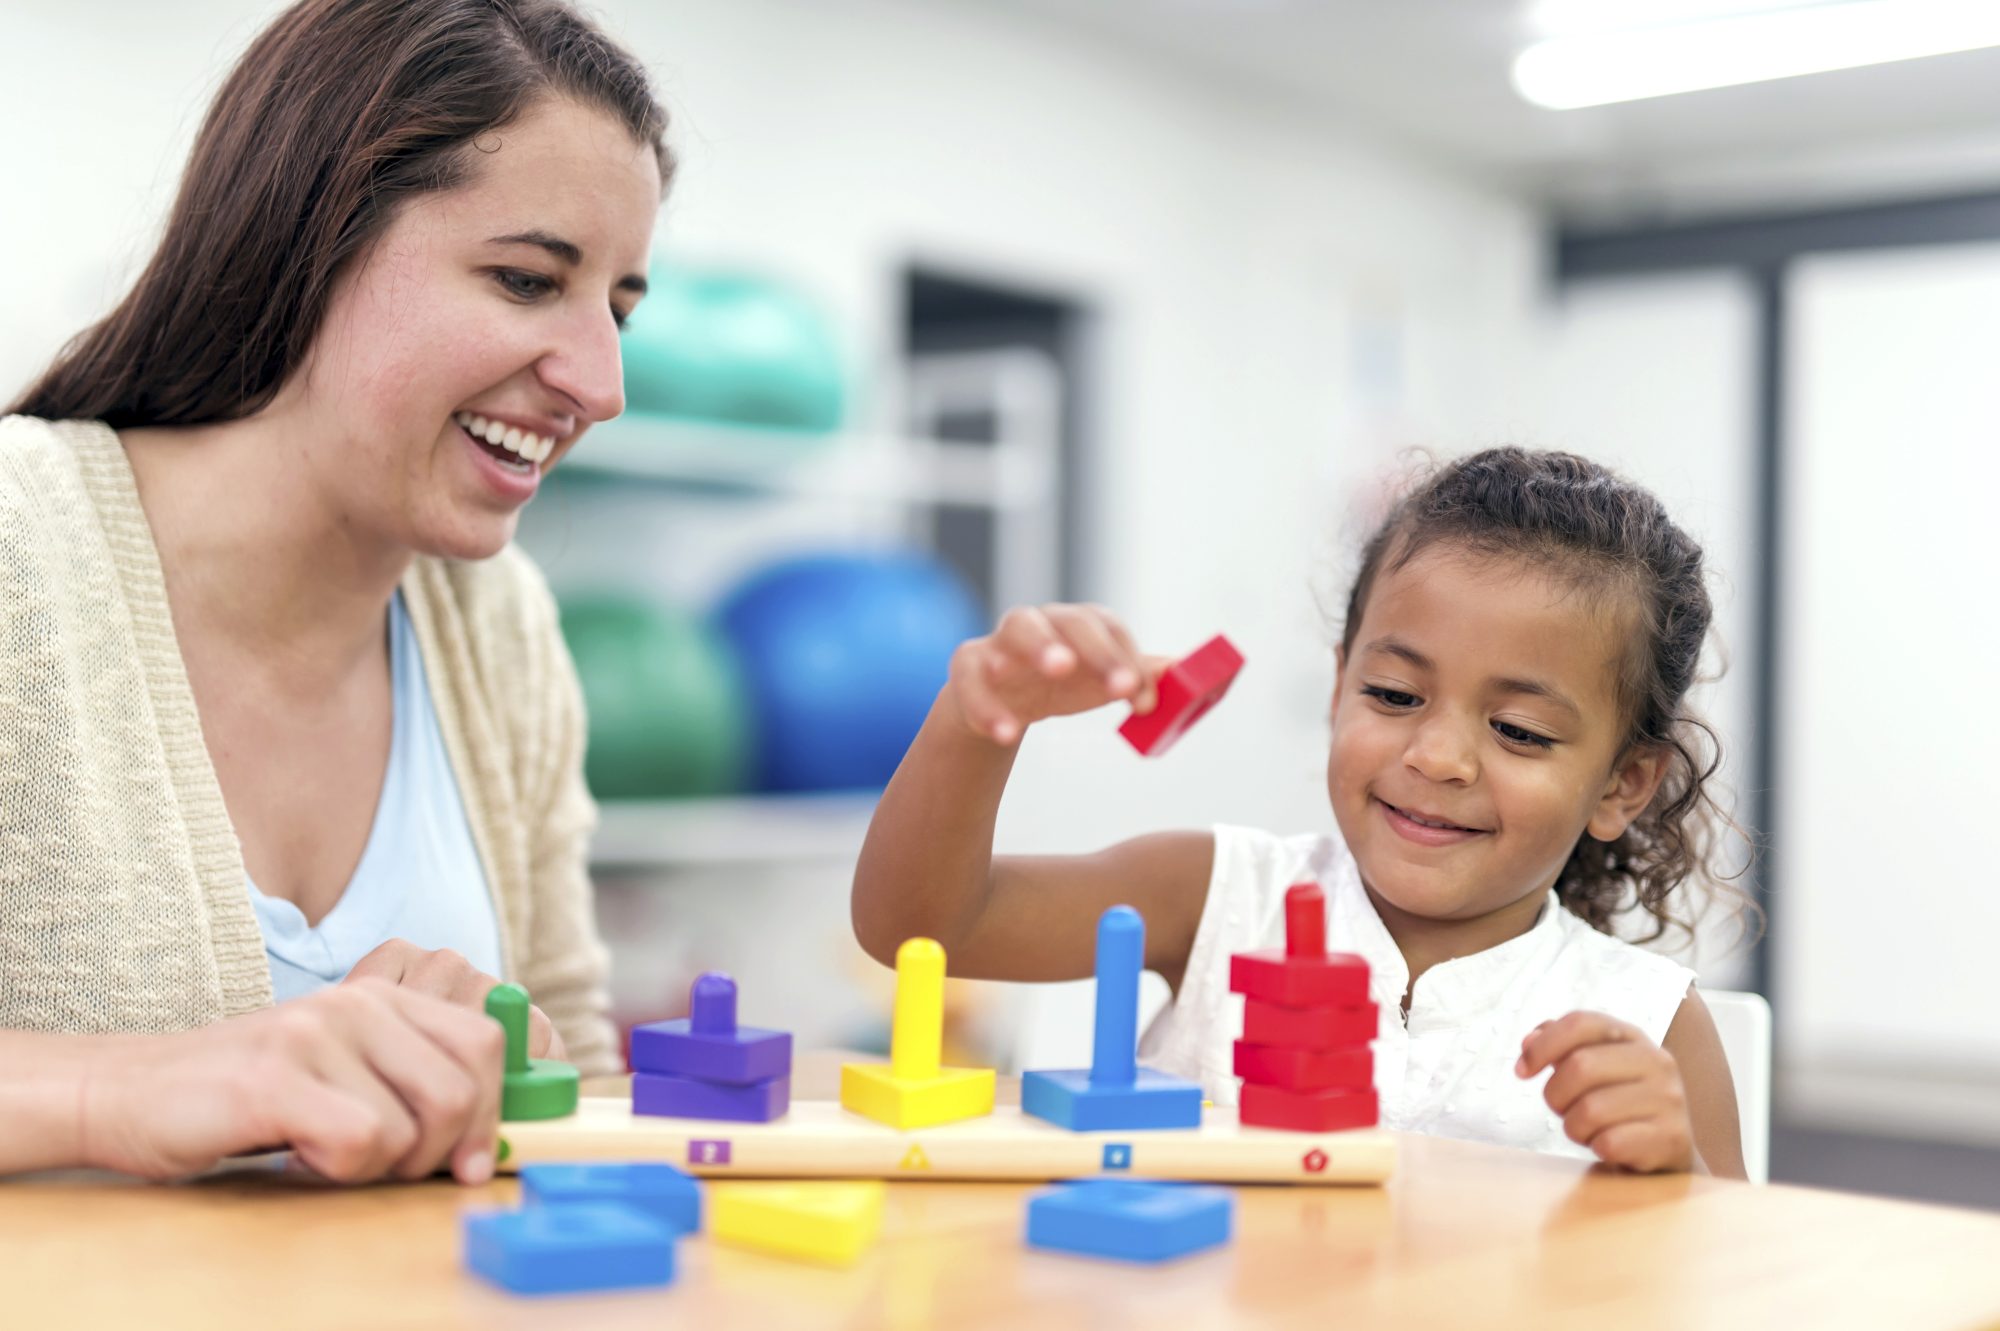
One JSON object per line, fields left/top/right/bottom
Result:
{"left": 1141, "top": 824, "right": 1697, "bottom": 1161}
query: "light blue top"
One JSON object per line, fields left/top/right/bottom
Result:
{"left": 248, "top": 591, "right": 502, "bottom": 1001}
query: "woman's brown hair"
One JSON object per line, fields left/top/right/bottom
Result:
{"left": 1340, "top": 447, "right": 1756, "bottom": 947}
{"left": 9, "top": 0, "right": 671, "bottom": 428}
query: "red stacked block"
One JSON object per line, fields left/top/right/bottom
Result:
{"left": 1228, "top": 882, "right": 1379, "bottom": 1132}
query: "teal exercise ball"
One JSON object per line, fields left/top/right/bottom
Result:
{"left": 559, "top": 594, "right": 754, "bottom": 799}
{"left": 715, "top": 551, "right": 987, "bottom": 793}
{"left": 621, "top": 264, "right": 846, "bottom": 432}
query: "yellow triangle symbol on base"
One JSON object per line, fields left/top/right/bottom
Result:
{"left": 898, "top": 1143, "right": 931, "bottom": 1171}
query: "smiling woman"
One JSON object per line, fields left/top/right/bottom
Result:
{"left": 0, "top": 0, "right": 671, "bottom": 1185}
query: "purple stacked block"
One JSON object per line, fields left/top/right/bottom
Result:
{"left": 630, "top": 972, "right": 793, "bottom": 1122}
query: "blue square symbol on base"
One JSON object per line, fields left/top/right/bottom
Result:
{"left": 1020, "top": 1067, "right": 1203, "bottom": 1131}
{"left": 1102, "top": 1143, "right": 1132, "bottom": 1171}
{"left": 519, "top": 1162, "right": 703, "bottom": 1235}
{"left": 463, "top": 1202, "right": 677, "bottom": 1295}
{"left": 1025, "top": 1180, "right": 1234, "bottom": 1264}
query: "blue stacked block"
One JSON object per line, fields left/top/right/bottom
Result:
{"left": 630, "top": 972, "right": 792, "bottom": 1122}
{"left": 463, "top": 1202, "right": 677, "bottom": 1294}
{"left": 1025, "top": 1180, "right": 1234, "bottom": 1264}
{"left": 519, "top": 1162, "right": 703, "bottom": 1235}
{"left": 1021, "top": 906, "right": 1203, "bottom": 1131}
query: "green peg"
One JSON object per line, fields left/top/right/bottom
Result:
{"left": 486, "top": 982, "right": 579, "bottom": 1121}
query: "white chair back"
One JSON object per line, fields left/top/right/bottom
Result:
{"left": 1701, "top": 988, "right": 1773, "bottom": 1184}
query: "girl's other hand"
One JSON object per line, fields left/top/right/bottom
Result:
{"left": 1516, "top": 1010, "right": 1697, "bottom": 1174}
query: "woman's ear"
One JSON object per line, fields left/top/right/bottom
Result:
{"left": 1587, "top": 744, "right": 1672, "bottom": 841}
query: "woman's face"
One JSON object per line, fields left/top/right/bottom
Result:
{"left": 287, "top": 96, "right": 662, "bottom": 560}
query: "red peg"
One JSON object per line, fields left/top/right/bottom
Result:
{"left": 1283, "top": 883, "right": 1325, "bottom": 959}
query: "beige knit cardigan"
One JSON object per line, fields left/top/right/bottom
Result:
{"left": 0, "top": 416, "right": 617, "bottom": 1074}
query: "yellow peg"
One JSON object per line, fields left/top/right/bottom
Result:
{"left": 889, "top": 938, "right": 944, "bottom": 1081}
{"left": 841, "top": 937, "right": 995, "bottom": 1130}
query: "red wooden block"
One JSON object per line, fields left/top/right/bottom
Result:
{"left": 1228, "top": 882, "right": 1371, "bottom": 1008}
{"left": 1118, "top": 634, "right": 1244, "bottom": 757}
{"left": 1232, "top": 1041, "right": 1373, "bottom": 1094}
{"left": 1238, "top": 1082, "right": 1379, "bottom": 1133}
{"left": 1241, "top": 998, "right": 1379, "bottom": 1051}
{"left": 1229, "top": 951, "right": 1370, "bottom": 1008}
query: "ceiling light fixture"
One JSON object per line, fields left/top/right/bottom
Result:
{"left": 1514, "top": 0, "right": 2000, "bottom": 109}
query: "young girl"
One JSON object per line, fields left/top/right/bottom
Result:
{"left": 852, "top": 447, "right": 1749, "bottom": 1177}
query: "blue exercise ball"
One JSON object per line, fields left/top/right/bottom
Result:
{"left": 715, "top": 552, "right": 987, "bottom": 793}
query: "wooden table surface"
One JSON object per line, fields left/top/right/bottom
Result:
{"left": 8, "top": 1060, "right": 2000, "bottom": 1331}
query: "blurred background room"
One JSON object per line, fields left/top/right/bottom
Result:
{"left": 6, "top": 0, "right": 1996, "bottom": 1206}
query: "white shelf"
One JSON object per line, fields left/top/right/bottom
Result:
{"left": 560, "top": 415, "right": 1051, "bottom": 510}
{"left": 589, "top": 793, "right": 879, "bottom": 870}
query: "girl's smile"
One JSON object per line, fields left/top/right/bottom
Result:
{"left": 1375, "top": 796, "right": 1492, "bottom": 846}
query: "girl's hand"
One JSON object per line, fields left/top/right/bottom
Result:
{"left": 345, "top": 940, "right": 563, "bottom": 1061}
{"left": 79, "top": 980, "right": 504, "bottom": 1184}
{"left": 1516, "top": 1011, "right": 1696, "bottom": 1173}
{"left": 945, "top": 603, "right": 1167, "bottom": 745}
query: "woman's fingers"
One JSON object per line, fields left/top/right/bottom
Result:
{"left": 368, "top": 982, "right": 507, "bottom": 1182}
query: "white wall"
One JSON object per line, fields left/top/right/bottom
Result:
{"left": 1777, "top": 243, "right": 2000, "bottom": 1142}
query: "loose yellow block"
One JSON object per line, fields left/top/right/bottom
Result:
{"left": 840, "top": 1061, "right": 997, "bottom": 1129}
{"left": 709, "top": 1180, "right": 886, "bottom": 1266}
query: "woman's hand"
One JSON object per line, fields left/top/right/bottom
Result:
{"left": 1516, "top": 1011, "right": 1697, "bottom": 1173}
{"left": 944, "top": 603, "right": 1167, "bottom": 746}
{"left": 78, "top": 980, "right": 504, "bottom": 1184}
{"left": 345, "top": 940, "right": 563, "bottom": 1061}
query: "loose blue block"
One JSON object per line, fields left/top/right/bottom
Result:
{"left": 1022, "top": 905, "right": 1203, "bottom": 1131}
{"left": 629, "top": 972, "right": 793, "bottom": 1085}
{"left": 1025, "top": 1180, "right": 1233, "bottom": 1264}
{"left": 519, "top": 1162, "right": 703, "bottom": 1235}
{"left": 463, "top": 1203, "right": 676, "bottom": 1295}
{"left": 632, "top": 1069, "right": 790, "bottom": 1122}
{"left": 1021, "top": 1067, "right": 1203, "bottom": 1131}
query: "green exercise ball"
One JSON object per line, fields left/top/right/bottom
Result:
{"left": 559, "top": 593, "right": 753, "bottom": 799}
{"left": 621, "top": 263, "right": 846, "bottom": 432}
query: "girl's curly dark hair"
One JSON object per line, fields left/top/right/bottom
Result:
{"left": 1340, "top": 447, "right": 1755, "bottom": 948}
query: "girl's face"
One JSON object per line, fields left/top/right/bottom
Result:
{"left": 282, "top": 96, "right": 662, "bottom": 560}
{"left": 1327, "top": 543, "right": 1666, "bottom": 927}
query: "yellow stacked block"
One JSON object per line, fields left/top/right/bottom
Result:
{"left": 841, "top": 938, "right": 996, "bottom": 1130}
{"left": 709, "top": 1180, "right": 886, "bottom": 1266}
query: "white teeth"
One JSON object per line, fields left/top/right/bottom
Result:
{"left": 455, "top": 412, "right": 553, "bottom": 466}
